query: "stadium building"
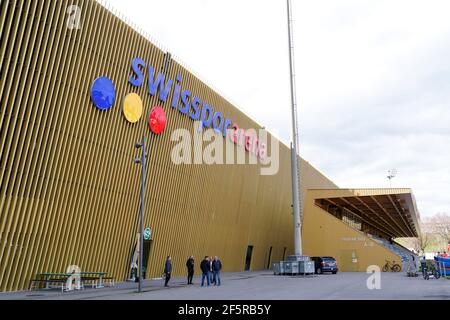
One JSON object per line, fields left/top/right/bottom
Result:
{"left": 0, "top": 0, "right": 419, "bottom": 292}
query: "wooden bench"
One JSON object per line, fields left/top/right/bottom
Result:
{"left": 29, "top": 277, "right": 68, "bottom": 292}
{"left": 101, "top": 276, "right": 115, "bottom": 287}
{"left": 80, "top": 276, "right": 100, "bottom": 288}
{"left": 80, "top": 272, "right": 114, "bottom": 288}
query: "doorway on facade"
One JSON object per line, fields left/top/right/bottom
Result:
{"left": 142, "top": 240, "right": 152, "bottom": 279}
{"left": 266, "top": 246, "right": 273, "bottom": 269}
{"left": 282, "top": 247, "right": 287, "bottom": 261}
{"left": 245, "top": 245, "right": 253, "bottom": 271}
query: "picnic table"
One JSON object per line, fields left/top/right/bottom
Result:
{"left": 30, "top": 271, "right": 115, "bottom": 291}
{"left": 80, "top": 271, "right": 110, "bottom": 288}
{"left": 30, "top": 273, "right": 73, "bottom": 292}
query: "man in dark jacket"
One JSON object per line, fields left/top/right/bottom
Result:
{"left": 164, "top": 256, "right": 172, "bottom": 287}
{"left": 212, "top": 256, "right": 222, "bottom": 286}
{"left": 200, "top": 256, "right": 210, "bottom": 287}
{"left": 186, "top": 256, "right": 195, "bottom": 285}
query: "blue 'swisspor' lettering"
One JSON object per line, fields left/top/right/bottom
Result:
{"left": 128, "top": 57, "right": 266, "bottom": 159}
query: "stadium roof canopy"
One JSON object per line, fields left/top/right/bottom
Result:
{"left": 310, "top": 188, "right": 420, "bottom": 238}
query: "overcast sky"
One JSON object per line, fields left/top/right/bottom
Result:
{"left": 104, "top": 0, "right": 450, "bottom": 219}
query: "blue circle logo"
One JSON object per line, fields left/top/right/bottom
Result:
{"left": 91, "top": 76, "right": 116, "bottom": 110}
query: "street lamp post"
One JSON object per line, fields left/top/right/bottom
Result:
{"left": 387, "top": 169, "right": 397, "bottom": 188}
{"left": 134, "top": 136, "right": 147, "bottom": 293}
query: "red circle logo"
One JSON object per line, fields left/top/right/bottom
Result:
{"left": 149, "top": 106, "right": 166, "bottom": 134}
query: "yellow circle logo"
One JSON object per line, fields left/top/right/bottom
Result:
{"left": 123, "top": 93, "right": 143, "bottom": 123}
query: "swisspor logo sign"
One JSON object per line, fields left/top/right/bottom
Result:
{"left": 90, "top": 57, "right": 266, "bottom": 160}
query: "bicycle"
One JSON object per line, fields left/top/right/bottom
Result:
{"left": 382, "top": 260, "right": 401, "bottom": 272}
{"left": 421, "top": 260, "right": 441, "bottom": 280}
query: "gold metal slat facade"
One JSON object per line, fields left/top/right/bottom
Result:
{"left": 0, "top": 0, "right": 337, "bottom": 292}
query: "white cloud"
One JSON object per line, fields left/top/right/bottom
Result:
{"left": 105, "top": 0, "right": 450, "bottom": 218}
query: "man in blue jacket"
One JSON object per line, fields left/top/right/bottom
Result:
{"left": 164, "top": 256, "right": 172, "bottom": 287}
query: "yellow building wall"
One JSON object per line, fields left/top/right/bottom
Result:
{"left": 0, "top": 0, "right": 338, "bottom": 291}
{"left": 302, "top": 190, "right": 402, "bottom": 272}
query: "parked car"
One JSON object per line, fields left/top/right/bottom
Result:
{"left": 311, "top": 256, "right": 338, "bottom": 274}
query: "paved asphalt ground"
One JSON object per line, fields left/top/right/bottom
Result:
{"left": 1, "top": 271, "right": 449, "bottom": 300}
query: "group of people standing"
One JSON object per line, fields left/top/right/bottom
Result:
{"left": 199, "top": 256, "right": 222, "bottom": 287}
{"left": 163, "top": 255, "right": 223, "bottom": 287}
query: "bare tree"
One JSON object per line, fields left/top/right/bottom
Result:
{"left": 428, "top": 213, "right": 450, "bottom": 246}
{"left": 412, "top": 232, "right": 429, "bottom": 255}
